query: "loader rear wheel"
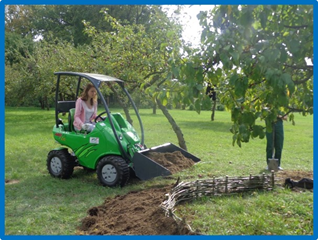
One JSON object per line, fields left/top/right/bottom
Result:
{"left": 47, "top": 149, "right": 75, "bottom": 179}
{"left": 96, "top": 156, "right": 130, "bottom": 187}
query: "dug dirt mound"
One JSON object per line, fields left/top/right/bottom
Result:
{"left": 77, "top": 151, "right": 197, "bottom": 235}
{"left": 78, "top": 185, "right": 195, "bottom": 235}
{"left": 78, "top": 160, "right": 312, "bottom": 236}
{"left": 276, "top": 169, "right": 313, "bottom": 192}
{"left": 144, "top": 151, "right": 195, "bottom": 174}
{"left": 276, "top": 169, "right": 313, "bottom": 181}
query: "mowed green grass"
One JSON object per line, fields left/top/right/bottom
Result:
{"left": 5, "top": 107, "right": 313, "bottom": 235}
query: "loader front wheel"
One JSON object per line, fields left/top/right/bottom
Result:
{"left": 47, "top": 149, "right": 75, "bottom": 179}
{"left": 96, "top": 156, "right": 130, "bottom": 187}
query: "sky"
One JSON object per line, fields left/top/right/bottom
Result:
{"left": 164, "top": 5, "right": 215, "bottom": 47}
{"left": 180, "top": 5, "right": 215, "bottom": 46}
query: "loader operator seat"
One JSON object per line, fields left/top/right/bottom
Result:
{"left": 68, "top": 108, "right": 75, "bottom": 132}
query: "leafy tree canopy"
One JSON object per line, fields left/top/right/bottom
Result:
{"left": 184, "top": 5, "right": 313, "bottom": 147}
{"left": 5, "top": 5, "right": 169, "bottom": 46}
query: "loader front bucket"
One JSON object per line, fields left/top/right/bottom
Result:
{"left": 132, "top": 143, "right": 200, "bottom": 180}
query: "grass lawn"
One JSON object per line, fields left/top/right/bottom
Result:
{"left": 4, "top": 107, "right": 313, "bottom": 235}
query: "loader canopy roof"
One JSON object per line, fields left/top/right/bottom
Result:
{"left": 54, "top": 72, "right": 124, "bottom": 87}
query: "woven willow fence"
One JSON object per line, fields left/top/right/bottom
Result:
{"left": 160, "top": 171, "right": 276, "bottom": 234}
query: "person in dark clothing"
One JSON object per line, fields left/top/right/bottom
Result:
{"left": 206, "top": 83, "right": 216, "bottom": 101}
{"left": 266, "top": 114, "right": 287, "bottom": 170}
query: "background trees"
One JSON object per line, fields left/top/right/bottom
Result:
{"left": 5, "top": 5, "right": 313, "bottom": 149}
{"left": 5, "top": 5, "right": 180, "bottom": 108}
{"left": 5, "top": 5, "right": 161, "bottom": 46}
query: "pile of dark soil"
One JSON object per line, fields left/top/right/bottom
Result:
{"left": 145, "top": 151, "right": 195, "bottom": 174}
{"left": 77, "top": 185, "right": 195, "bottom": 235}
{"left": 276, "top": 169, "right": 313, "bottom": 181}
{"left": 77, "top": 162, "right": 313, "bottom": 235}
{"left": 78, "top": 151, "right": 197, "bottom": 235}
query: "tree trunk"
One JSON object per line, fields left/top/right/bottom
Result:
{"left": 211, "top": 99, "right": 217, "bottom": 121}
{"left": 123, "top": 106, "right": 133, "bottom": 125}
{"left": 39, "top": 98, "right": 44, "bottom": 110}
{"left": 152, "top": 103, "right": 156, "bottom": 114}
{"left": 109, "top": 84, "right": 133, "bottom": 125}
{"left": 156, "top": 98, "right": 187, "bottom": 151}
{"left": 42, "top": 95, "right": 49, "bottom": 110}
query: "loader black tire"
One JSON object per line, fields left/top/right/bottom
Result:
{"left": 96, "top": 156, "right": 130, "bottom": 187}
{"left": 47, "top": 149, "right": 75, "bottom": 179}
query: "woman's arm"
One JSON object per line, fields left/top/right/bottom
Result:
{"left": 73, "top": 98, "right": 84, "bottom": 129}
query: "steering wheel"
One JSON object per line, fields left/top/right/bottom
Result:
{"left": 94, "top": 111, "right": 108, "bottom": 123}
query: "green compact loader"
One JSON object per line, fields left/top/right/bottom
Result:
{"left": 47, "top": 72, "right": 200, "bottom": 187}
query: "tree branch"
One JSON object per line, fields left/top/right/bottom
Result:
{"left": 284, "top": 63, "right": 313, "bottom": 70}
{"left": 285, "top": 107, "right": 313, "bottom": 116}
{"left": 283, "top": 25, "right": 308, "bottom": 29}
{"left": 248, "top": 79, "right": 266, "bottom": 88}
{"left": 143, "top": 71, "right": 164, "bottom": 81}
{"left": 251, "top": 97, "right": 259, "bottom": 103}
{"left": 287, "top": 106, "right": 312, "bottom": 113}
{"left": 141, "top": 73, "right": 163, "bottom": 89}
{"left": 157, "top": 78, "right": 168, "bottom": 87}
{"left": 293, "top": 74, "right": 313, "bottom": 85}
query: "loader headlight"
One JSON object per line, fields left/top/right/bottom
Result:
{"left": 126, "top": 132, "right": 138, "bottom": 141}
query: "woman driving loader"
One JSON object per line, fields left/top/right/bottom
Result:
{"left": 73, "top": 83, "right": 99, "bottom": 132}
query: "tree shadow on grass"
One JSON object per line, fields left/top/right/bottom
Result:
{"left": 177, "top": 120, "right": 232, "bottom": 133}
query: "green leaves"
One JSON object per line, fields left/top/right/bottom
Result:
{"left": 242, "top": 111, "right": 255, "bottom": 126}
{"left": 240, "top": 7, "right": 254, "bottom": 27}
{"left": 259, "top": 11, "right": 267, "bottom": 29}
{"left": 263, "top": 48, "right": 281, "bottom": 62}
{"left": 252, "top": 125, "right": 265, "bottom": 139}
{"left": 229, "top": 74, "right": 248, "bottom": 99}
{"left": 199, "top": 6, "right": 312, "bottom": 142}
{"left": 231, "top": 51, "right": 240, "bottom": 65}
{"left": 231, "top": 109, "right": 268, "bottom": 146}
{"left": 230, "top": 106, "right": 261, "bottom": 146}
{"left": 281, "top": 73, "right": 295, "bottom": 95}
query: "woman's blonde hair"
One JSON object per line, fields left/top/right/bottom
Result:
{"left": 80, "top": 83, "right": 97, "bottom": 106}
